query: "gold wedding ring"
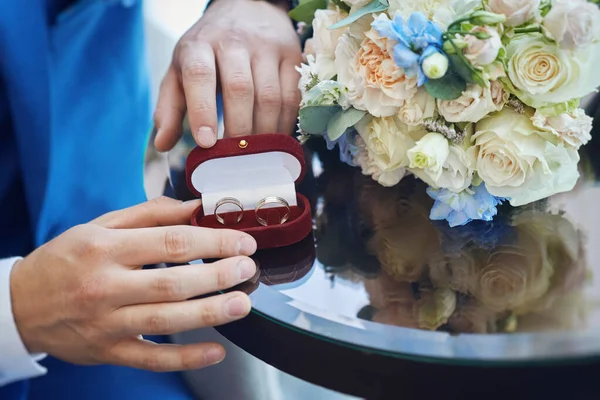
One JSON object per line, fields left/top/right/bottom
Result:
{"left": 255, "top": 196, "right": 291, "bottom": 226}
{"left": 215, "top": 197, "right": 244, "bottom": 225}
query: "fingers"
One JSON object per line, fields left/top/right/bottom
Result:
{"left": 115, "top": 256, "right": 257, "bottom": 304}
{"left": 252, "top": 53, "right": 281, "bottom": 134}
{"left": 278, "top": 59, "right": 302, "bottom": 135}
{"left": 109, "top": 225, "right": 257, "bottom": 266}
{"left": 107, "top": 338, "right": 226, "bottom": 372}
{"left": 218, "top": 45, "right": 254, "bottom": 138}
{"left": 109, "top": 291, "right": 252, "bottom": 336}
{"left": 154, "top": 67, "right": 187, "bottom": 152}
{"left": 91, "top": 197, "right": 201, "bottom": 229}
{"left": 178, "top": 41, "right": 219, "bottom": 148}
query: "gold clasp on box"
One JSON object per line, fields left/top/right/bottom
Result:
{"left": 238, "top": 139, "right": 248, "bottom": 149}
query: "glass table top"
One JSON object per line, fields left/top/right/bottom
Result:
{"left": 144, "top": 96, "right": 600, "bottom": 366}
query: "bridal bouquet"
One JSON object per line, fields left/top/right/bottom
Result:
{"left": 292, "top": 0, "right": 600, "bottom": 226}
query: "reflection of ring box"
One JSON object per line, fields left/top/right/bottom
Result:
{"left": 229, "top": 233, "right": 317, "bottom": 295}
{"left": 185, "top": 134, "right": 313, "bottom": 249}
{"left": 256, "top": 232, "right": 316, "bottom": 286}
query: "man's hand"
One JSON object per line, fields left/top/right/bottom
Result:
{"left": 153, "top": 0, "right": 302, "bottom": 151}
{"left": 10, "top": 197, "right": 258, "bottom": 372}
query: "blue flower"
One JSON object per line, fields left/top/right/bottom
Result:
{"left": 427, "top": 184, "right": 506, "bottom": 227}
{"left": 372, "top": 12, "right": 444, "bottom": 86}
{"left": 325, "top": 130, "right": 359, "bottom": 167}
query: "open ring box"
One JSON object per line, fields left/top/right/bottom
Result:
{"left": 185, "top": 134, "right": 313, "bottom": 250}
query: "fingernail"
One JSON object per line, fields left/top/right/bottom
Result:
{"left": 225, "top": 297, "right": 250, "bottom": 317}
{"left": 195, "top": 127, "right": 216, "bottom": 148}
{"left": 237, "top": 236, "right": 257, "bottom": 255}
{"left": 237, "top": 258, "right": 256, "bottom": 281}
{"left": 205, "top": 347, "right": 225, "bottom": 365}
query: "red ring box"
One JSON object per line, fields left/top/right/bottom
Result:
{"left": 186, "top": 134, "right": 313, "bottom": 249}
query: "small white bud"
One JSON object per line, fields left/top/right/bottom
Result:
{"left": 422, "top": 53, "right": 449, "bottom": 80}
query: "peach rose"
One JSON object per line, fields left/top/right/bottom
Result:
{"left": 336, "top": 17, "right": 418, "bottom": 117}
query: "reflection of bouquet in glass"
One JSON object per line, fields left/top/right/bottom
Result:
{"left": 317, "top": 168, "right": 591, "bottom": 333}
{"left": 292, "top": 0, "right": 600, "bottom": 227}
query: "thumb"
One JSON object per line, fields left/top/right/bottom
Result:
{"left": 91, "top": 197, "right": 202, "bottom": 229}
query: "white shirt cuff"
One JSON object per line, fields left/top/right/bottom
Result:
{"left": 0, "top": 257, "right": 47, "bottom": 386}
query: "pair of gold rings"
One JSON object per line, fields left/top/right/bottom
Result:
{"left": 214, "top": 196, "right": 290, "bottom": 227}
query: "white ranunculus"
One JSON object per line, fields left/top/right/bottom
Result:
{"left": 543, "top": 0, "right": 600, "bottom": 52}
{"left": 437, "top": 81, "right": 507, "bottom": 123}
{"left": 531, "top": 108, "right": 593, "bottom": 149}
{"left": 354, "top": 116, "right": 423, "bottom": 186}
{"left": 388, "top": 0, "right": 456, "bottom": 29}
{"left": 464, "top": 26, "right": 503, "bottom": 66}
{"left": 472, "top": 108, "right": 580, "bottom": 206}
{"left": 335, "top": 18, "right": 418, "bottom": 117}
{"left": 312, "top": 8, "right": 347, "bottom": 80}
{"left": 486, "top": 0, "right": 540, "bottom": 27}
{"left": 506, "top": 34, "right": 600, "bottom": 108}
{"left": 397, "top": 88, "right": 437, "bottom": 126}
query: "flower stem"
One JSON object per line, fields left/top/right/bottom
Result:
{"left": 514, "top": 26, "right": 542, "bottom": 34}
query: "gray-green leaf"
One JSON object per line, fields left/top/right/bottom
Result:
{"left": 328, "top": 0, "right": 388, "bottom": 30}
{"left": 326, "top": 108, "right": 367, "bottom": 141}
{"left": 448, "top": 53, "right": 487, "bottom": 87}
{"left": 299, "top": 105, "right": 342, "bottom": 135}
{"left": 289, "top": 0, "right": 327, "bottom": 24}
{"left": 424, "top": 71, "right": 467, "bottom": 101}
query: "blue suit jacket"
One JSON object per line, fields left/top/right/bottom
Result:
{"left": 0, "top": 1, "right": 193, "bottom": 398}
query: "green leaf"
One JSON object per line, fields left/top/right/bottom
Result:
{"left": 448, "top": 53, "right": 487, "bottom": 87}
{"left": 299, "top": 105, "right": 342, "bottom": 135}
{"left": 289, "top": 0, "right": 327, "bottom": 24}
{"left": 328, "top": 0, "right": 388, "bottom": 30}
{"left": 326, "top": 108, "right": 367, "bottom": 141}
{"left": 424, "top": 71, "right": 467, "bottom": 101}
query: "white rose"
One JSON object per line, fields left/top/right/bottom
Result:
{"left": 312, "top": 8, "right": 346, "bottom": 80}
{"left": 436, "top": 145, "right": 476, "bottom": 192}
{"left": 335, "top": 20, "right": 418, "bottom": 117}
{"left": 407, "top": 132, "right": 450, "bottom": 180}
{"left": 473, "top": 108, "right": 580, "bottom": 206}
{"left": 487, "top": 0, "right": 540, "bottom": 27}
{"left": 397, "top": 88, "right": 437, "bottom": 126}
{"left": 437, "top": 81, "right": 507, "bottom": 123}
{"left": 354, "top": 116, "right": 424, "bottom": 186}
{"left": 531, "top": 108, "right": 593, "bottom": 149}
{"left": 464, "top": 26, "right": 503, "bottom": 66}
{"left": 388, "top": 0, "right": 456, "bottom": 29}
{"left": 354, "top": 137, "right": 407, "bottom": 187}
{"left": 410, "top": 134, "right": 476, "bottom": 192}
{"left": 506, "top": 34, "right": 600, "bottom": 108}
{"left": 543, "top": 0, "right": 600, "bottom": 52}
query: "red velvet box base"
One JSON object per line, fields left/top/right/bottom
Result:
{"left": 186, "top": 133, "right": 313, "bottom": 250}
{"left": 191, "top": 194, "right": 312, "bottom": 250}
